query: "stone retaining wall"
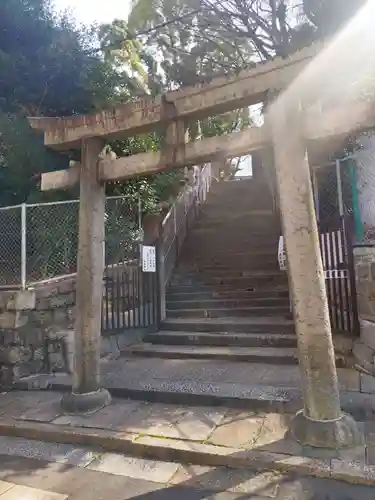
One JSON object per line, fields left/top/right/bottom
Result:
{"left": 0, "top": 277, "right": 76, "bottom": 388}
{"left": 353, "top": 245, "right": 375, "bottom": 374}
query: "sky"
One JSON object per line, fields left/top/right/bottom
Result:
{"left": 52, "top": 0, "right": 253, "bottom": 176}
{"left": 53, "top": 0, "right": 131, "bottom": 25}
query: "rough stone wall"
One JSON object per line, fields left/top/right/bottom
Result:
{"left": 0, "top": 277, "right": 76, "bottom": 388}
{"left": 353, "top": 246, "right": 375, "bottom": 374}
{"left": 354, "top": 133, "right": 375, "bottom": 241}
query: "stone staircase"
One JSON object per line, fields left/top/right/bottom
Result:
{"left": 128, "top": 177, "right": 300, "bottom": 366}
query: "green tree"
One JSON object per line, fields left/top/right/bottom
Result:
{"left": 0, "top": 0, "right": 122, "bottom": 206}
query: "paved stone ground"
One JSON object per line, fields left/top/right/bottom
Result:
{"left": 21, "top": 358, "right": 368, "bottom": 392}
{"left": 0, "top": 390, "right": 374, "bottom": 467}
{"left": 17, "top": 360, "right": 375, "bottom": 423}
{"left": 0, "top": 441, "right": 374, "bottom": 499}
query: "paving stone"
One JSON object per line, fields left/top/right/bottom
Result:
{"left": 208, "top": 411, "right": 266, "bottom": 448}
{"left": 331, "top": 459, "right": 375, "bottom": 485}
{"left": 17, "top": 402, "right": 61, "bottom": 423}
{"left": 0, "top": 392, "right": 61, "bottom": 420}
{"left": 208, "top": 411, "right": 293, "bottom": 450}
{"left": 364, "top": 422, "right": 375, "bottom": 465}
{"left": 51, "top": 399, "right": 140, "bottom": 430}
{"left": 0, "top": 436, "right": 95, "bottom": 467}
{"left": 0, "top": 455, "right": 165, "bottom": 500}
{"left": 0, "top": 484, "right": 67, "bottom": 500}
{"left": 170, "top": 465, "right": 282, "bottom": 497}
{"left": 117, "top": 402, "right": 226, "bottom": 440}
{"left": 252, "top": 412, "right": 292, "bottom": 447}
{"left": 87, "top": 453, "right": 179, "bottom": 483}
{"left": 0, "top": 481, "right": 14, "bottom": 495}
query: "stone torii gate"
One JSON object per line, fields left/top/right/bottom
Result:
{"left": 29, "top": 42, "right": 374, "bottom": 448}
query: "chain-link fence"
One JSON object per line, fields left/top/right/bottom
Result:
{"left": 0, "top": 205, "right": 22, "bottom": 287}
{"left": 0, "top": 196, "right": 141, "bottom": 289}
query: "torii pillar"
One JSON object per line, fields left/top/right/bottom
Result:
{"left": 61, "top": 137, "right": 111, "bottom": 413}
{"left": 270, "top": 97, "right": 360, "bottom": 448}
{"left": 28, "top": 124, "right": 112, "bottom": 413}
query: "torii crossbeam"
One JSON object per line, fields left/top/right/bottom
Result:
{"left": 28, "top": 37, "right": 373, "bottom": 449}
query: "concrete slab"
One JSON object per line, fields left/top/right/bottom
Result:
{"left": 87, "top": 453, "right": 179, "bottom": 483}
{"left": 331, "top": 459, "right": 375, "bottom": 485}
{"left": 171, "top": 465, "right": 282, "bottom": 497}
{"left": 0, "top": 436, "right": 95, "bottom": 467}
{"left": 0, "top": 482, "right": 14, "bottom": 495}
{"left": 51, "top": 399, "right": 140, "bottom": 430}
{"left": 0, "top": 484, "right": 67, "bottom": 500}
{"left": 208, "top": 411, "right": 265, "bottom": 448}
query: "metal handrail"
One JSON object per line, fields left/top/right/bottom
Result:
{"left": 160, "top": 164, "right": 213, "bottom": 286}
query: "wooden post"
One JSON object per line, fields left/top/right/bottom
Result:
{"left": 61, "top": 138, "right": 111, "bottom": 413}
{"left": 270, "top": 97, "right": 359, "bottom": 448}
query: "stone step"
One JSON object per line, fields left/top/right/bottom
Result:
{"left": 17, "top": 363, "right": 364, "bottom": 418}
{"left": 190, "top": 225, "right": 280, "bottom": 236}
{"left": 202, "top": 201, "right": 274, "bottom": 211}
{"left": 180, "top": 255, "right": 279, "bottom": 269}
{"left": 125, "top": 344, "right": 299, "bottom": 365}
{"left": 161, "top": 317, "right": 294, "bottom": 334}
{"left": 167, "top": 284, "right": 289, "bottom": 295}
{"left": 170, "top": 275, "right": 288, "bottom": 288}
{"left": 166, "top": 289, "right": 290, "bottom": 302}
{"left": 177, "top": 262, "right": 280, "bottom": 274}
{"left": 181, "top": 243, "right": 279, "bottom": 256}
{"left": 166, "top": 297, "right": 290, "bottom": 309}
{"left": 185, "top": 233, "right": 279, "bottom": 244}
{"left": 198, "top": 209, "right": 276, "bottom": 219}
{"left": 145, "top": 331, "right": 297, "bottom": 348}
{"left": 167, "top": 306, "right": 292, "bottom": 319}
{"left": 172, "top": 268, "right": 284, "bottom": 279}
{"left": 193, "top": 222, "right": 280, "bottom": 233}
{"left": 196, "top": 212, "right": 278, "bottom": 222}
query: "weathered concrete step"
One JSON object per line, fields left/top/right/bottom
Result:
{"left": 182, "top": 244, "right": 280, "bottom": 256}
{"left": 167, "top": 306, "right": 292, "bottom": 319}
{"left": 170, "top": 276, "right": 288, "bottom": 288}
{"left": 166, "top": 297, "right": 290, "bottom": 309}
{"left": 183, "top": 248, "right": 279, "bottom": 258}
{"left": 167, "top": 284, "right": 290, "bottom": 296}
{"left": 185, "top": 234, "right": 279, "bottom": 245}
{"left": 190, "top": 225, "right": 280, "bottom": 236}
{"left": 145, "top": 331, "right": 297, "bottom": 348}
{"left": 202, "top": 203, "right": 274, "bottom": 213}
{"left": 178, "top": 259, "right": 279, "bottom": 272}
{"left": 166, "top": 289, "right": 290, "bottom": 301}
{"left": 194, "top": 213, "right": 279, "bottom": 227}
{"left": 180, "top": 257, "right": 279, "bottom": 269}
{"left": 125, "top": 344, "right": 299, "bottom": 364}
{"left": 173, "top": 269, "right": 284, "bottom": 279}
{"left": 193, "top": 222, "right": 280, "bottom": 233}
{"left": 198, "top": 208, "right": 276, "bottom": 219}
{"left": 161, "top": 317, "right": 294, "bottom": 334}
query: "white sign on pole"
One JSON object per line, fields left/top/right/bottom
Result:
{"left": 142, "top": 245, "right": 156, "bottom": 273}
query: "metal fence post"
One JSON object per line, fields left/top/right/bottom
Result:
{"left": 157, "top": 239, "right": 166, "bottom": 323}
{"left": 21, "top": 203, "right": 27, "bottom": 289}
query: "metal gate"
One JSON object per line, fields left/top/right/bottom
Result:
{"left": 313, "top": 158, "right": 359, "bottom": 335}
{"left": 101, "top": 198, "right": 160, "bottom": 335}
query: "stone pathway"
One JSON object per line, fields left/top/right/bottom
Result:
{"left": 0, "top": 439, "right": 374, "bottom": 499}
{"left": 0, "top": 389, "right": 374, "bottom": 486}
{"left": 17, "top": 359, "right": 375, "bottom": 422}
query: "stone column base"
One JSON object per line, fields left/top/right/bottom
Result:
{"left": 292, "top": 410, "right": 361, "bottom": 449}
{"left": 61, "top": 388, "right": 111, "bottom": 414}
